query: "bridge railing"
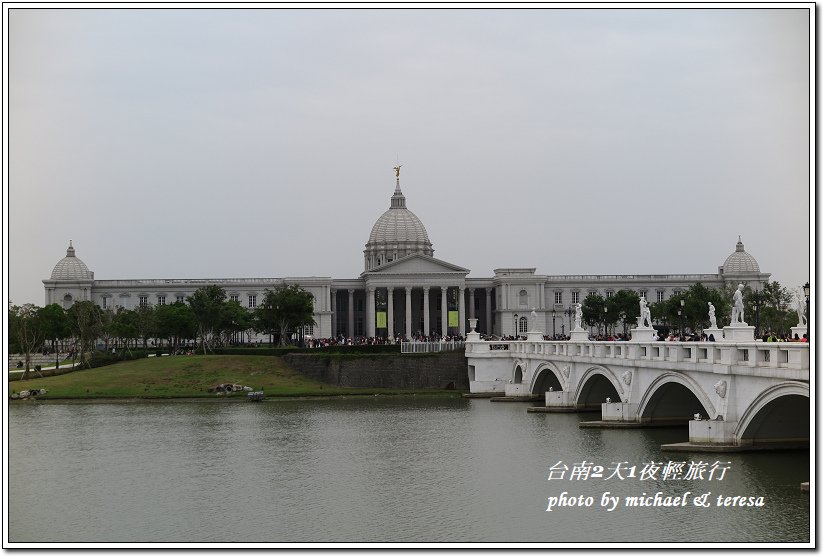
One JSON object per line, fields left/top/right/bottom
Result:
{"left": 467, "top": 339, "right": 809, "bottom": 376}
{"left": 401, "top": 341, "right": 465, "bottom": 354}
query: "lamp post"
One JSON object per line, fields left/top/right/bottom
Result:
{"left": 680, "top": 299, "right": 685, "bottom": 339}
{"left": 603, "top": 306, "right": 608, "bottom": 337}
{"left": 513, "top": 313, "right": 518, "bottom": 339}
{"left": 552, "top": 310, "right": 557, "bottom": 339}
{"left": 677, "top": 309, "right": 682, "bottom": 339}
{"left": 753, "top": 289, "right": 762, "bottom": 338}
{"left": 804, "top": 282, "right": 810, "bottom": 341}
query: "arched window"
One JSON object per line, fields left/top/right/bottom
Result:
{"left": 519, "top": 316, "right": 528, "bottom": 333}
{"left": 62, "top": 294, "right": 73, "bottom": 309}
{"left": 519, "top": 289, "right": 528, "bottom": 307}
{"left": 514, "top": 366, "right": 523, "bottom": 384}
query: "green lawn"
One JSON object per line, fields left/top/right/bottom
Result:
{"left": 8, "top": 354, "right": 461, "bottom": 400}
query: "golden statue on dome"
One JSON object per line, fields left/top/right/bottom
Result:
{"left": 393, "top": 165, "right": 402, "bottom": 178}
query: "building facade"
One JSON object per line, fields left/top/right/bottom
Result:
{"left": 43, "top": 174, "right": 769, "bottom": 339}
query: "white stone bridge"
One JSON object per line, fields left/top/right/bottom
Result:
{"left": 465, "top": 331, "right": 810, "bottom": 449}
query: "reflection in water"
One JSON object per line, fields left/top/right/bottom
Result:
{"left": 8, "top": 398, "right": 809, "bottom": 544}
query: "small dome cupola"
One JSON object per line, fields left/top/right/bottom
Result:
{"left": 50, "top": 240, "right": 94, "bottom": 280}
{"left": 722, "top": 236, "right": 761, "bottom": 274}
{"left": 364, "top": 166, "right": 434, "bottom": 271}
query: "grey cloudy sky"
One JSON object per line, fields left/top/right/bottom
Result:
{"left": 7, "top": 7, "right": 812, "bottom": 306}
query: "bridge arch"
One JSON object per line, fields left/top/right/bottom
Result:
{"left": 530, "top": 362, "right": 564, "bottom": 395}
{"left": 574, "top": 366, "right": 622, "bottom": 409}
{"left": 637, "top": 373, "right": 715, "bottom": 424}
{"left": 735, "top": 382, "right": 810, "bottom": 447}
{"left": 512, "top": 360, "right": 525, "bottom": 384}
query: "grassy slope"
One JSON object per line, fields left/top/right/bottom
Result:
{"left": 9, "top": 355, "right": 461, "bottom": 399}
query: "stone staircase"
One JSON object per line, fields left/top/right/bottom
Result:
{"left": 8, "top": 353, "right": 69, "bottom": 369}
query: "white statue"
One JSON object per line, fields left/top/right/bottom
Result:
{"left": 530, "top": 308, "right": 538, "bottom": 330}
{"left": 639, "top": 296, "right": 652, "bottom": 328}
{"left": 730, "top": 284, "right": 745, "bottom": 325}
{"left": 796, "top": 289, "right": 808, "bottom": 327}
{"left": 708, "top": 302, "right": 717, "bottom": 329}
{"left": 573, "top": 303, "right": 583, "bottom": 330}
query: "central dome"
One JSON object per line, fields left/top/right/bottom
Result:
{"left": 364, "top": 178, "right": 433, "bottom": 271}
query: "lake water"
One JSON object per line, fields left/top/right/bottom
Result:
{"left": 8, "top": 397, "right": 811, "bottom": 545}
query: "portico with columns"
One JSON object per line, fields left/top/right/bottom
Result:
{"left": 359, "top": 254, "right": 471, "bottom": 338}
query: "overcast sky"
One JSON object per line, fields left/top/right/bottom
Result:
{"left": 6, "top": 7, "right": 812, "bottom": 306}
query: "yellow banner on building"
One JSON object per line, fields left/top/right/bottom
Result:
{"left": 376, "top": 311, "right": 387, "bottom": 329}
{"left": 448, "top": 311, "right": 459, "bottom": 327}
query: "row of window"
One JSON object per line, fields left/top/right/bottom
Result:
{"left": 102, "top": 294, "right": 256, "bottom": 309}
{"left": 538, "top": 288, "right": 684, "bottom": 307}
{"left": 104, "top": 287, "right": 687, "bottom": 311}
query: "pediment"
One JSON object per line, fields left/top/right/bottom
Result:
{"left": 363, "top": 254, "right": 469, "bottom": 276}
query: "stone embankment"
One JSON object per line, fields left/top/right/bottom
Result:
{"left": 282, "top": 351, "right": 468, "bottom": 390}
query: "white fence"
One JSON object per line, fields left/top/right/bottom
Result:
{"left": 401, "top": 341, "right": 465, "bottom": 354}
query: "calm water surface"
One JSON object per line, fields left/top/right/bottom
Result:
{"left": 8, "top": 397, "right": 810, "bottom": 544}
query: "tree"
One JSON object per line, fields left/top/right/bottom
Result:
{"left": 97, "top": 308, "right": 116, "bottom": 352}
{"left": 9, "top": 304, "right": 45, "bottom": 378}
{"left": 187, "top": 285, "right": 227, "bottom": 354}
{"left": 155, "top": 302, "right": 196, "bottom": 352}
{"left": 581, "top": 293, "right": 607, "bottom": 335}
{"left": 259, "top": 284, "right": 315, "bottom": 346}
{"left": 744, "top": 281, "right": 796, "bottom": 336}
{"left": 134, "top": 305, "right": 157, "bottom": 350}
{"left": 67, "top": 301, "right": 102, "bottom": 368}
{"left": 110, "top": 308, "right": 139, "bottom": 351}
{"left": 221, "top": 300, "right": 251, "bottom": 345}
{"left": 607, "top": 290, "right": 640, "bottom": 336}
{"left": 37, "top": 303, "right": 70, "bottom": 362}
{"left": 253, "top": 291, "right": 279, "bottom": 344}
{"left": 654, "top": 283, "right": 728, "bottom": 336}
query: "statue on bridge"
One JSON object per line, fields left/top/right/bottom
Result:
{"left": 573, "top": 303, "right": 583, "bottom": 330}
{"left": 795, "top": 289, "right": 808, "bottom": 327}
{"left": 638, "top": 296, "right": 653, "bottom": 328}
{"left": 730, "top": 284, "right": 746, "bottom": 325}
{"left": 708, "top": 302, "right": 717, "bottom": 329}
{"left": 530, "top": 308, "right": 539, "bottom": 331}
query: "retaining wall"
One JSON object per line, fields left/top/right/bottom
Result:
{"left": 282, "top": 351, "right": 468, "bottom": 390}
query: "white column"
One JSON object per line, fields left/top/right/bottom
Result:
{"left": 367, "top": 287, "right": 376, "bottom": 338}
{"left": 387, "top": 287, "right": 394, "bottom": 340}
{"left": 405, "top": 287, "right": 412, "bottom": 338}
{"left": 441, "top": 286, "right": 448, "bottom": 337}
{"left": 468, "top": 288, "right": 476, "bottom": 320}
{"left": 331, "top": 289, "right": 337, "bottom": 337}
{"left": 459, "top": 286, "right": 466, "bottom": 336}
{"left": 423, "top": 287, "right": 430, "bottom": 337}
{"left": 348, "top": 289, "right": 355, "bottom": 338}
{"left": 486, "top": 288, "right": 493, "bottom": 335}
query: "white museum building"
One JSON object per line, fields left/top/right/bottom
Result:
{"left": 43, "top": 175, "right": 769, "bottom": 339}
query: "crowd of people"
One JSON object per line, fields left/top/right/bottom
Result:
{"left": 302, "top": 333, "right": 466, "bottom": 348}
{"left": 465, "top": 331, "right": 810, "bottom": 343}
